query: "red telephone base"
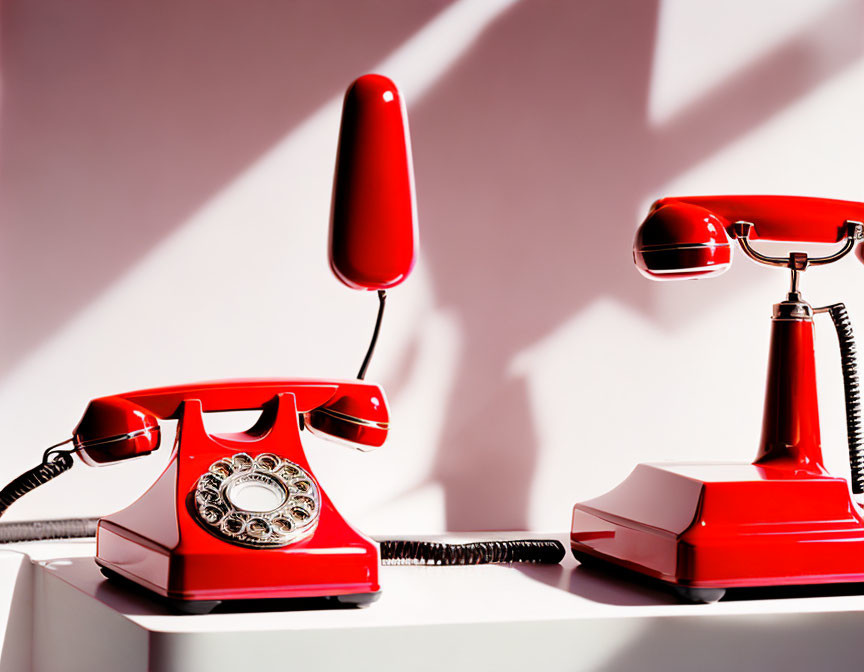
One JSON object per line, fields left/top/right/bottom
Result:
{"left": 571, "top": 462, "right": 864, "bottom": 596}
{"left": 95, "top": 519, "right": 380, "bottom": 606}
{"left": 95, "top": 391, "right": 380, "bottom": 607}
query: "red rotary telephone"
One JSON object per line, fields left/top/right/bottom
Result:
{"left": 84, "top": 74, "right": 415, "bottom": 610}
{"left": 572, "top": 195, "right": 864, "bottom": 602}
{"left": 78, "top": 379, "right": 390, "bottom": 609}
{"left": 0, "top": 74, "right": 416, "bottom": 612}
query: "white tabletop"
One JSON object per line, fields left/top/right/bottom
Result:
{"left": 2, "top": 533, "right": 864, "bottom": 671}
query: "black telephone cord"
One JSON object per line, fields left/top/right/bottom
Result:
{"left": 357, "top": 289, "right": 387, "bottom": 380}
{"left": 824, "top": 303, "right": 864, "bottom": 494}
{"left": 378, "top": 539, "right": 565, "bottom": 565}
{"left": 0, "top": 450, "right": 75, "bottom": 521}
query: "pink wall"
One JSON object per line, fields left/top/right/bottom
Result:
{"left": 2, "top": 0, "right": 864, "bottom": 532}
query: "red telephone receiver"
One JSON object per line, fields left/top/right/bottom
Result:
{"left": 330, "top": 73, "right": 418, "bottom": 291}
{"left": 73, "top": 379, "right": 388, "bottom": 466}
{"left": 634, "top": 195, "right": 864, "bottom": 279}
{"left": 573, "top": 195, "right": 864, "bottom": 602}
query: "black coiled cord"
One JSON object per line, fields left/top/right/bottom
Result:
{"left": 825, "top": 303, "right": 864, "bottom": 494}
{"left": 0, "top": 451, "right": 75, "bottom": 519}
{"left": 379, "top": 539, "right": 566, "bottom": 565}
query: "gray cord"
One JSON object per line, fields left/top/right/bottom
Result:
{"left": 0, "top": 517, "right": 98, "bottom": 543}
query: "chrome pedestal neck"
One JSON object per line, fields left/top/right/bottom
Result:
{"left": 773, "top": 296, "right": 813, "bottom": 321}
{"left": 732, "top": 219, "right": 863, "bottom": 321}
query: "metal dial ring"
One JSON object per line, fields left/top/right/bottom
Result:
{"left": 191, "top": 452, "right": 320, "bottom": 548}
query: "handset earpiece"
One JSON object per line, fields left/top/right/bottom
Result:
{"left": 634, "top": 201, "right": 732, "bottom": 280}
{"left": 73, "top": 397, "right": 161, "bottom": 466}
{"left": 304, "top": 384, "right": 388, "bottom": 451}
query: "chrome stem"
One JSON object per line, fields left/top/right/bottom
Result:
{"left": 790, "top": 268, "right": 800, "bottom": 295}
{"left": 733, "top": 220, "right": 863, "bottom": 300}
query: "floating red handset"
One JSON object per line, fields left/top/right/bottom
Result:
{"left": 329, "top": 74, "right": 418, "bottom": 290}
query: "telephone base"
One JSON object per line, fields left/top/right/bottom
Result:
{"left": 571, "top": 462, "right": 864, "bottom": 596}
{"left": 571, "top": 550, "right": 727, "bottom": 603}
{"left": 98, "top": 567, "right": 380, "bottom": 613}
{"left": 95, "top": 521, "right": 380, "bottom": 604}
{"left": 94, "top": 391, "right": 380, "bottom": 606}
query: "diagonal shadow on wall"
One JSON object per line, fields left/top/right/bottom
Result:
{"left": 0, "top": 0, "right": 451, "bottom": 375}
{"left": 403, "top": 0, "right": 864, "bottom": 529}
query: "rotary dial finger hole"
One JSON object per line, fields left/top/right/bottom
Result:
{"left": 210, "top": 459, "right": 235, "bottom": 478}
{"left": 292, "top": 479, "right": 312, "bottom": 493}
{"left": 292, "top": 495, "right": 315, "bottom": 511}
{"left": 231, "top": 453, "right": 253, "bottom": 469}
{"left": 279, "top": 464, "right": 300, "bottom": 478}
{"left": 271, "top": 517, "right": 295, "bottom": 536}
{"left": 221, "top": 513, "right": 247, "bottom": 536}
{"left": 255, "top": 453, "right": 282, "bottom": 471}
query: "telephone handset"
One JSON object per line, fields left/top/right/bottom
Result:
{"left": 73, "top": 378, "right": 388, "bottom": 466}
{"left": 0, "top": 75, "right": 563, "bottom": 612}
{"left": 573, "top": 195, "right": 864, "bottom": 602}
{"left": 634, "top": 194, "right": 864, "bottom": 279}
{"left": 72, "top": 380, "right": 388, "bottom": 552}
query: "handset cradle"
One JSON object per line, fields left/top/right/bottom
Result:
{"left": 573, "top": 195, "right": 864, "bottom": 602}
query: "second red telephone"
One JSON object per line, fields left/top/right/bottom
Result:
{"left": 572, "top": 194, "right": 864, "bottom": 602}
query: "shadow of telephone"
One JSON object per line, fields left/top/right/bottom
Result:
{"left": 0, "top": 74, "right": 563, "bottom": 613}
{"left": 572, "top": 195, "right": 864, "bottom": 603}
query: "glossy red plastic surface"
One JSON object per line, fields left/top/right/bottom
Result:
{"left": 633, "top": 201, "right": 731, "bottom": 280}
{"left": 635, "top": 195, "right": 864, "bottom": 280}
{"left": 73, "top": 397, "right": 160, "bottom": 466}
{"left": 572, "top": 463, "right": 864, "bottom": 589}
{"left": 571, "top": 314, "right": 854, "bottom": 589}
{"left": 305, "top": 410, "right": 388, "bottom": 449}
{"left": 93, "top": 379, "right": 387, "bottom": 602}
{"left": 330, "top": 74, "right": 418, "bottom": 290}
{"left": 314, "top": 380, "right": 388, "bottom": 423}
{"left": 653, "top": 195, "right": 864, "bottom": 242}
{"left": 756, "top": 318, "right": 824, "bottom": 473}
{"left": 304, "top": 381, "right": 389, "bottom": 448}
